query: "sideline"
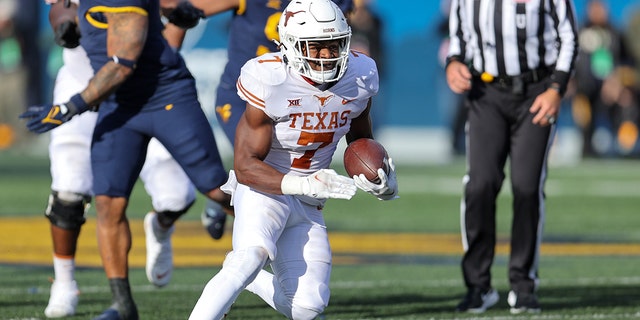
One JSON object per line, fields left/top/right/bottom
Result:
{"left": 3, "top": 217, "right": 640, "bottom": 267}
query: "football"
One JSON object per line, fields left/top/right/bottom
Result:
{"left": 343, "top": 138, "right": 389, "bottom": 183}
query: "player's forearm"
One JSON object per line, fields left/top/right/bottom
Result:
{"left": 78, "top": 12, "right": 145, "bottom": 108}
{"left": 233, "top": 126, "right": 285, "bottom": 194}
{"left": 80, "top": 62, "right": 133, "bottom": 107}
{"left": 163, "top": 23, "right": 186, "bottom": 49}
{"left": 346, "top": 101, "right": 373, "bottom": 144}
{"left": 234, "top": 157, "right": 286, "bottom": 195}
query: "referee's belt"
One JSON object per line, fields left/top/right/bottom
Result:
{"left": 473, "top": 67, "right": 552, "bottom": 87}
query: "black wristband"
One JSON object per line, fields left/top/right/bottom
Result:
{"left": 68, "top": 93, "right": 91, "bottom": 114}
{"left": 549, "top": 71, "right": 569, "bottom": 96}
{"left": 548, "top": 82, "right": 564, "bottom": 96}
{"left": 110, "top": 56, "right": 137, "bottom": 69}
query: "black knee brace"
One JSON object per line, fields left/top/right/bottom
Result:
{"left": 45, "top": 191, "right": 91, "bottom": 230}
{"left": 155, "top": 199, "right": 196, "bottom": 226}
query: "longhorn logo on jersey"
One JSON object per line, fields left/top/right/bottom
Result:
{"left": 314, "top": 95, "right": 334, "bottom": 107}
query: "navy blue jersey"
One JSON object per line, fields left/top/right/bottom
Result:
{"left": 76, "top": 0, "right": 227, "bottom": 197}
{"left": 77, "top": 0, "right": 197, "bottom": 110}
{"left": 219, "top": 0, "right": 286, "bottom": 87}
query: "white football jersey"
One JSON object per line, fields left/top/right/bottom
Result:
{"left": 237, "top": 51, "right": 379, "bottom": 176}
{"left": 61, "top": 47, "right": 93, "bottom": 86}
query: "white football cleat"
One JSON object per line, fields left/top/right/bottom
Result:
{"left": 144, "top": 212, "right": 174, "bottom": 287}
{"left": 44, "top": 280, "right": 79, "bottom": 318}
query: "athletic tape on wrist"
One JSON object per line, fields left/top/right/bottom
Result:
{"left": 281, "top": 175, "right": 304, "bottom": 195}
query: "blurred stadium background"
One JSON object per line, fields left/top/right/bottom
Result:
{"left": 2, "top": 1, "right": 640, "bottom": 318}
{"left": 2, "top": 0, "right": 640, "bottom": 165}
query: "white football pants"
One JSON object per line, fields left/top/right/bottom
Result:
{"left": 189, "top": 174, "right": 331, "bottom": 320}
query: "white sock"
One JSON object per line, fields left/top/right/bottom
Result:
{"left": 52, "top": 255, "right": 75, "bottom": 283}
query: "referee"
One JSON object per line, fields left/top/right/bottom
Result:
{"left": 445, "top": 0, "right": 578, "bottom": 314}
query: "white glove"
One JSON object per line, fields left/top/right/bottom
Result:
{"left": 353, "top": 158, "right": 399, "bottom": 201}
{"left": 281, "top": 169, "right": 357, "bottom": 200}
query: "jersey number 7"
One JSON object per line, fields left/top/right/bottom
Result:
{"left": 292, "top": 131, "right": 335, "bottom": 169}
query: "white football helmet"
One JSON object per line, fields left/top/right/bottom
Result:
{"left": 278, "top": 0, "right": 351, "bottom": 83}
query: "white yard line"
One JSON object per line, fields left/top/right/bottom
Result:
{"left": 397, "top": 175, "right": 640, "bottom": 197}
{"left": 4, "top": 276, "right": 640, "bottom": 295}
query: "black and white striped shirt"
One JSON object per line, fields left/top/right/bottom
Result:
{"left": 448, "top": 0, "right": 579, "bottom": 90}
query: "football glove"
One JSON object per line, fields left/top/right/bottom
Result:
{"left": 54, "top": 20, "right": 81, "bottom": 49}
{"left": 281, "top": 169, "right": 357, "bottom": 200}
{"left": 353, "top": 158, "right": 399, "bottom": 201}
{"left": 166, "top": 1, "right": 205, "bottom": 29}
{"left": 20, "top": 94, "right": 91, "bottom": 133}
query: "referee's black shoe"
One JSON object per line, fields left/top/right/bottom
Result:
{"left": 455, "top": 287, "right": 499, "bottom": 313}
{"left": 508, "top": 290, "right": 541, "bottom": 314}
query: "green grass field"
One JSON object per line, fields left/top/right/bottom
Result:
{"left": 1, "top": 153, "right": 640, "bottom": 319}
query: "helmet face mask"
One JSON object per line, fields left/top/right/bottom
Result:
{"left": 295, "top": 38, "right": 350, "bottom": 82}
{"left": 278, "top": 0, "right": 351, "bottom": 83}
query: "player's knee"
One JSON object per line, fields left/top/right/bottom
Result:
{"left": 46, "top": 191, "right": 91, "bottom": 230}
{"left": 290, "top": 283, "right": 329, "bottom": 320}
{"left": 223, "top": 246, "right": 269, "bottom": 270}
{"left": 275, "top": 281, "right": 329, "bottom": 320}
{"left": 152, "top": 187, "right": 197, "bottom": 213}
{"left": 290, "top": 304, "right": 323, "bottom": 320}
{"left": 222, "top": 246, "right": 269, "bottom": 285}
{"left": 155, "top": 199, "right": 195, "bottom": 226}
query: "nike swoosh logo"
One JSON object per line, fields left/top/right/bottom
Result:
{"left": 156, "top": 270, "right": 170, "bottom": 279}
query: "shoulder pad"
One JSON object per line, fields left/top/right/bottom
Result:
{"left": 242, "top": 53, "right": 288, "bottom": 86}
{"left": 335, "top": 51, "right": 379, "bottom": 97}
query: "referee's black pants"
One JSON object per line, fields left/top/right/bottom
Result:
{"left": 460, "top": 78, "right": 555, "bottom": 294}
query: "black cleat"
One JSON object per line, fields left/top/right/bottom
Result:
{"left": 96, "top": 280, "right": 139, "bottom": 320}
{"left": 92, "top": 305, "right": 139, "bottom": 320}
{"left": 508, "top": 290, "right": 541, "bottom": 314}
{"left": 92, "top": 308, "right": 124, "bottom": 320}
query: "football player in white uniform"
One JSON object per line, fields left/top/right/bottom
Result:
{"left": 42, "top": 1, "right": 196, "bottom": 317}
{"left": 188, "top": 0, "right": 398, "bottom": 319}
